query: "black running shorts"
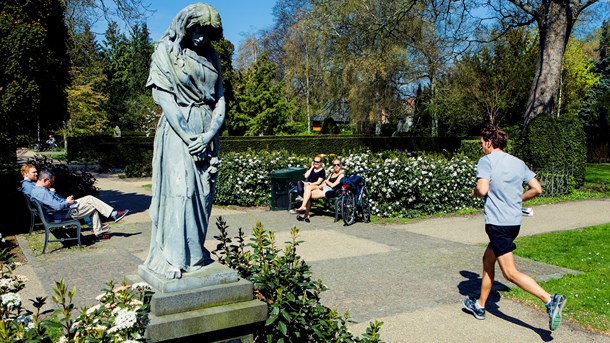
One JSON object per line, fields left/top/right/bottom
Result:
{"left": 485, "top": 224, "right": 520, "bottom": 256}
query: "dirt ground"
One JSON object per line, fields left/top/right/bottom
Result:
{"left": 3, "top": 235, "right": 27, "bottom": 265}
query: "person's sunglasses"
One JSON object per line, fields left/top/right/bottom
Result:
{"left": 333, "top": 163, "right": 341, "bottom": 166}
{"left": 314, "top": 160, "right": 321, "bottom": 163}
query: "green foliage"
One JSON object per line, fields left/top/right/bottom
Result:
{"left": 230, "top": 52, "right": 299, "bottom": 136}
{"left": 99, "top": 21, "right": 154, "bottom": 133}
{"left": 0, "top": 0, "right": 70, "bottom": 146}
{"left": 212, "top": 218, "right": 384, "bottom": 342}
{"left": 24, "top": 155, "right": 98, "bottom": 199}
{"left": 64, "top": 24, "right": 109, "bottom": 137}
{"left": 213, "top": 38, "right": 237, "bottom": 135}
{"left": 215, "top": 150, "right": 480, "bottom": 217}
{"left": 457, "top": 140, "right": 483, "bottom": 162}
{"left": 522, "top": 114, "right": 587, "bottom": 187}
{"left": 0, "top": 236, "right": 151, "bottom": 342}
{"left": 558, "top": 38, "right": 600, "bottom": 117}
{"left": 423, "top": 28, "right": 537, "bottom": 135}
{"left": 508, "top": 224, "right": 610, "bottom": 333}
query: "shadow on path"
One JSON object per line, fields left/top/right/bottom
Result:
{"left": 457, "top": 270, "right": 553, "bottom": 342}
{"left": 98, "top": 190, "right": 151, "bottom": 215}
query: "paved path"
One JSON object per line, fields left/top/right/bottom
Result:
{"left": 14, "top": 173, "right": 610, "bottom": 342}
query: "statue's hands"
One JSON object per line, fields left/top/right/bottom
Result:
{"left": 188, "top": 132, "right": 213, "bottom": 156}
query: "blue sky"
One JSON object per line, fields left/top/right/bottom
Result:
{"left": 145, "top": 1, "right": 277, "bottom": 47}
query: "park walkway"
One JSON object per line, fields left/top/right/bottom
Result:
{"left": 14, "top": 172, "right": 610, "bottom": 342}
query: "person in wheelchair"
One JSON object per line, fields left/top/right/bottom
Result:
{"left": 295, "top": 154, "right": 326, "bottom": 201}
{"left": 295, "top": 158, "right": 344, "bottom": 222}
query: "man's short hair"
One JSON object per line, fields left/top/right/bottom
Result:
{"left": 481, "top": 123, "right": 508, "bottom": 150}
{"left": 20, "top": 163, "right": 35, "bottom": 176}
{"left": 38, "top": 169, "right": 54, "bottom": 181}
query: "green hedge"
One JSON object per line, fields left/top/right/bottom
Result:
{"left": 522, "top": 114, "right": 586, "bottom": 187}
{"left": 68, "top": 135, "right": 464, "bottom": 174}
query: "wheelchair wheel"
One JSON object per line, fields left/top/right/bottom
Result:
{"left": 360, "top": 188, "right": 371, "bottom": 223}
{"left": 341, "top": 191, "right": 357, "bottom": 225}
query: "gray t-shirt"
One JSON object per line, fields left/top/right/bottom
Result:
{"left": 476, "top": 151, "right": 536, "bottom": 225}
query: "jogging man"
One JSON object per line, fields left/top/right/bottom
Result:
{"left": 463, "top": 123, "right": 566, "bottom": 331}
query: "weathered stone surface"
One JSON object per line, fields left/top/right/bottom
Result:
{"left": 138, "top": 262, "right": 239, "bottom": 293}
{"left": 144, "top": 299, "right": 267, "bottom": 342}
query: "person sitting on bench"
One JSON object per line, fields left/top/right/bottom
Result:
{"left": 20, "top": 163, "right": 39, "bottom": 196}
{"left": 295, "top": 158, "right": 344, "bottom": 223}
{"left": 295, "top": 154, "right": 326, "bottom": 201}
{"left": 30, "top": 169, "right": 129, "bottom": 239}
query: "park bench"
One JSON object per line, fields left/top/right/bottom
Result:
{"left": 289, "top": 186, "right": 342, "bottom": 222}
{"left": 20, "top": 191, "right": 82, "bottom": 254}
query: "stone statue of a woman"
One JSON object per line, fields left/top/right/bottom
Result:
{"left": 142, "top": 3, "right": 225, "bottom": 279}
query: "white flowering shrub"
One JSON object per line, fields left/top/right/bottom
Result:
{"left": 0, "top": 238, "right": 151, "bottom": 342}
{"left": 342, "top": 153, "right": 480, "bottom": 217}
{"left": 215, "top": 150, "right": 309, "bottom": 207}
{"left": 216, "top": 150, "right": 481, "bottom": 217}
{"left": 57, "top": 281, "right": 151, "bottom": 342}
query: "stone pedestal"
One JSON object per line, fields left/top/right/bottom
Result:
{"left": 129, "top": 263, "right": 267, "bottom": 342}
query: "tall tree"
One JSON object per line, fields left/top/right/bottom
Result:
{"left": 230, "top": 52, "right": 298, "bottom": 136}
{"left": 0, "top": 0, "right": 70, "bottom": 151}
{"left": 311, "top": 0, "right": 418, "bottom": 134}
{"left": 66, "top": 24, "right": 109, "bottom": 136}
{"left": 213, "top": 38, "right": 238, "bottom": 135}
{"left": 485, "top": 0, "right": 605, "bottom": 129}
{"left": 101, "top": 21, "right": 130, "bottom": 128}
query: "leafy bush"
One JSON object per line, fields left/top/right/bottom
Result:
{"left": 522, "top": 114, "right": 587, "bottom": 187}
{"left": 212, "top": 218, "right": 383, "bottom": 342}
{"left": 215, "top": 151, "right": 309, "bottom": 207}
{"left": 24, "top": 155, "right": 99, "bottom": 199}
{"left": 0, "top": 238, "right": 151, "bottom": 342}
{"left": 321, "top": 118, "right": 341, "bottom": 134}
{"left": 216, "top": 150, "right": 480, "bottom": 218}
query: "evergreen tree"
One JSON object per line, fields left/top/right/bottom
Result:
{"left": 580, "top": 20, "right": 610, "bottom": 135}
{"left": 213, "top": 38, "right": 237, "bottom": 135}
{"left": 66, "top": 24, "right": 109, "bottom": 136}
{"left": 0, "top": 0, "right": 70, "bottom": 152}
{"left": 101, "top": 21, "right": 130, "bottom": 129}
{"left": 230, "top": 52, "right": 297, "bottom": 136}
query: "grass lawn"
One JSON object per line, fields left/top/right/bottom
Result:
{"left": 505, "top": 223, "right": 610, "bottom": 334}
{"left": 585, "top": 163, "right": 610, "bottom": 186}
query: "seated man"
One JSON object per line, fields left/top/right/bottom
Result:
{"left": 30, "top": 169, "right": 129, "bottom": 239}
{"left": 20, "top": 163, "right": 38, "bottom": 195}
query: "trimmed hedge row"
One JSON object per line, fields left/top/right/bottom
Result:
{"left": 67, "top": 135, "right": 465, "bottom": 176}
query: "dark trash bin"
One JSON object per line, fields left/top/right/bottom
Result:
{"left": 270, "top": 167, "right": 306, "bottom": 211}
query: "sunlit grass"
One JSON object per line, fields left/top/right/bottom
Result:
{"left": 504, "top": 224, "right": 610, "bottom": 334}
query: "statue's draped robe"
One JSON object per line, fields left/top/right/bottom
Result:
{"left": 144, "top": 39, "right": 221, "bottom": 277}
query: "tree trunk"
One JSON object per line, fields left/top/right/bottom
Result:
{"left": 523, "top": 0, "right": 573, "bottom": 130}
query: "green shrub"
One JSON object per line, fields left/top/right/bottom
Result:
{"left": 321, "top": 118, "right": 340, "bottom": 134}
{"left": 24, "top": 155, "right": 98, "bottom": 199}
{"left": 212, "top": 218, "right": 383, "bottom": 342}
{"left": 557, "top": 114, "right": 586, "bottom": 186}
{"left": 215, "top": 150, "right": 481, "bottom": 217}
{"left": 457, "top": 140, "right": 482, "bottom": 161}
{"left": 522, "top": 114, "right": 586, "bottom": 188}
{"left": 0, "top": 239, "right": 151, "bottom": 342}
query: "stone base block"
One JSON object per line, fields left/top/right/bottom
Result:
{"left": 127, "top": 263, "right": 267, "bottom": 342}
{"left": 138, "top": 262, "right": 239, "bottom": 293}
{"left": 145, "top": 299, "right": 267, "bottom": 342}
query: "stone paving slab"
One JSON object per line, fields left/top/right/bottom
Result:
{"left": 13, "top": 173, "right": 610, "bottom": 342}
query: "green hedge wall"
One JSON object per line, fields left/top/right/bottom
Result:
{"left": 522, "top": 114, "right": 586, "bottom": 187}
{"left": 68, "top": 135, "right": 464, "bottom": 173}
